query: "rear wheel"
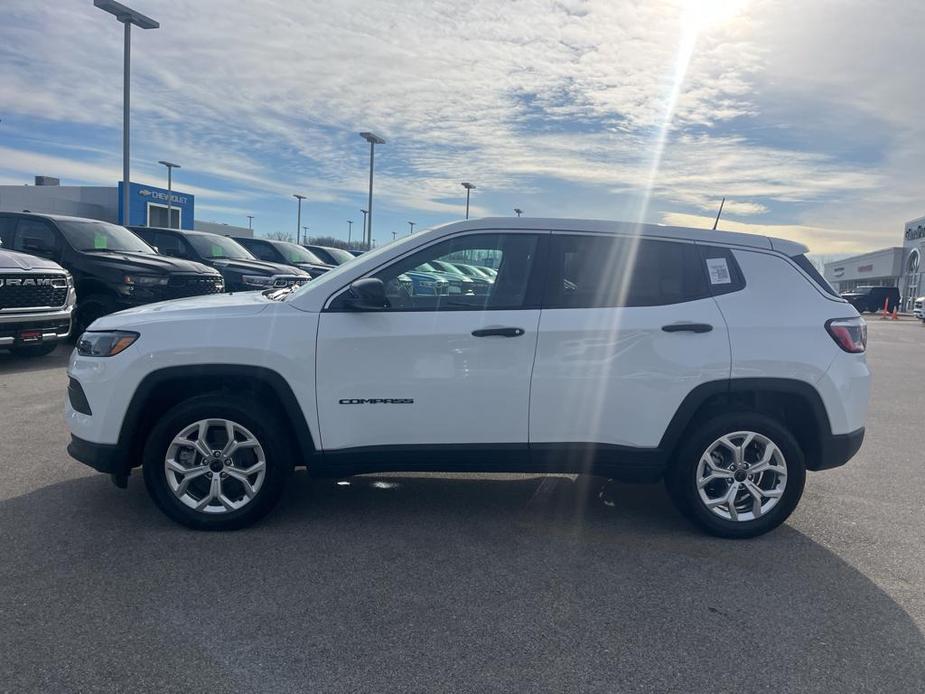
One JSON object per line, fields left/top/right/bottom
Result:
{"left": 665, "top": 413, "right": 806, "bottom": 538}
{"left": 11, "top": 342, "right": 59, "bottom": 358}
{"left": 142, "top": 394, "right": 293, "bottom": 530}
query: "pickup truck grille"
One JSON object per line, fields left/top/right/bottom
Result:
{"left": 0, "top": 274, "right": 69, "bottom": 310}
{"left": 167, "top": 275, "right": 224, "bottom": 298}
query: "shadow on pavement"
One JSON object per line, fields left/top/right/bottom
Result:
{"left": 1, "top": 471, "right": 922, "bottom": 693}
{"left": 0, "top": 344, "right": 70, "bottom": 376}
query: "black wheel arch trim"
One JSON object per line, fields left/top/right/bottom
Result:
{"left": 114, "top": 364, "right": 316, "bottom": 475}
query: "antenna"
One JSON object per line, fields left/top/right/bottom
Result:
{"left": 712, "top": 197, "right": 726, "bottom": 230}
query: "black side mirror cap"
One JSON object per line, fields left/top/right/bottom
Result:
{"left": 344, "top": 278, "right": 390, "bottom": 311}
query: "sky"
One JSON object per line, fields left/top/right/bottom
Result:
{"left": 0, "top": 0, "right": 922, "bottom": 253}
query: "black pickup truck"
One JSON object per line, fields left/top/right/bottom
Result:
{"left": 840, "top": 286, "right": 900, "bottom": 313}
{"left": 0, "top": 213, "right": 225, "bottom": 333}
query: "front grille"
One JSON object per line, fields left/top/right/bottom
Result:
{"left": 0, "top": 274, "right": 69, "bottom": 310}
{"left": 0, "top": 318, "right": 71, "bottom": 339}
{"left": 167, "top": 275, "right": 224, "bottom": 298}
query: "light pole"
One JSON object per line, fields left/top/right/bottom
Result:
{"left": 408, "top": 221, "right": 415, "bottom": 235}
{"left": 347, "top": 220, "right": 353, "bottom": 243}
{"left": 246, "top": 215, "right": 254, "bottom": 230}
{"left": 392, "top": 231, "right": 397, "bottom": 241}
{"left": 514, "top": 208, "right": 523, "bottom": 217}
{"left": 302, "top": 226, "right": 310, "bottom": 244}
{"left": 94, "top": 1, "right": 159, "bottom": 226}
{"left": 461, "top": 182, "right": 476, "bottom": 219}
{"left": 293, "top": 194, "right": 306, "bottom": 243}
{"left": 360, "top": 209, "right": 368, "bottom": 247}
{"left": 359, "top": 132, "right": 385, "bottom": 248}
{"left": 157, "top": 160, "right": 180, "bottom": 228}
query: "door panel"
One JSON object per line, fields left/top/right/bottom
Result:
{"left": 315, "top": 231, "right": 545, "bottom": 451}
{"left": 316, "top": 309, "right": 540, "bottom": 449}
{"left": 529, "top": 300, "right": 729, "bottom": 448}
{"left": 529, "top": 233, "right": 731, "bottom": 449}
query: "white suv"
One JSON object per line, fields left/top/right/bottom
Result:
{"left": 65, "top": 218, "right": 869, "bottom": 538}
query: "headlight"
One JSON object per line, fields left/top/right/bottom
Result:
{"left": 123, "top": 274, "right": 168, "bottom": 286}
{"left": 242, "top": 275, "right": 273, "bottom": 287}
{"left": 66, "top": 273, "right": 75, "bottom": 288}
{"left": 76, "top": 331, "right": 140, "bottom": 357}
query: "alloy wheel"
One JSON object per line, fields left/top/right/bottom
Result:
{"left": 164, "top": 418, "right": 266, "bottom": 514}
{"left": 695, "top": 431, "right": 788, "bottom": 522}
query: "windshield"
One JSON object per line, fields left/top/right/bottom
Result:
{"left": 58, "top": 219, "right": 156, "bottom": 253}
{"left": 313, "top": 246, "right": 356, "bottom": 265}
{"left": 275, "top": 242, "right": 326, "bottom": 265}
{"left": 187, "top": 233, "right": 255, "bottom": 260}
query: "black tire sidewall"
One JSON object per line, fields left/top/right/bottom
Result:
{"left": 142, "top": 395, "right": 292, "bottom": 530}
{"left": 75, "top": 294, "right": 116, "bottom": 335}
{"left": 666, "top": 412, "right": 806, "bottom": 539}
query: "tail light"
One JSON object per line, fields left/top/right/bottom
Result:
{"left": 826, "top": 317, "right": 867, "bottom": 353}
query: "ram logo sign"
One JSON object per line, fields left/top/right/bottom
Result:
{"left": 0, "top": 277, "right": 57, "bottom": 288}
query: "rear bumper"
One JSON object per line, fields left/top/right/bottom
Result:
{"left": 813, "top": 427, "right": 865, "bottom": 471}
{"left": 67, "top": 435, "right": 124, "bottom": 475}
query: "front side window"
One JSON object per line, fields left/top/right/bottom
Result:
{"left": 152, "top": 232, "right": 188, "bottom": 258}
{"left": 364, "top": 233, "right": 541, "bottom": 311}
{"left": 546, "top": 234, "right": 709, "bottom": 308}
{"left": 58, "top": 220, "right": 155, "bottom": 254}
{"left": 14, "top": 219, "right": 59, "bottom": 255}
{"left": 241, "top": 240, "right": 279, "bottom": 262}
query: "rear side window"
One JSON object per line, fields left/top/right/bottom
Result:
{"left": 790, "top": 253, "right": 840, "bottom": 297}
{"left": 545, "top": 235, "right": 709, "bottom": 308}
{"left": 697, "top": 245, "right": 746, "bottom": 296}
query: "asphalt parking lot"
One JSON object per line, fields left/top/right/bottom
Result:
{"left": 1, "top": 319, "right": 924, "bottom": 693}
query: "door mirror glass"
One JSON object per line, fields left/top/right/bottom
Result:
{"left": 345, "top": 278, "right": 390, "bottom": 311}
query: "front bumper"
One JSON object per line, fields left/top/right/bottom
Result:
{"left": 67, "top": 435, "right": 124, "bottom": 475}
{"left": 813, "top": 427, "right": 865, "bottom": 471}
{"left": 0, "top": 307, "right": 73, "bottom": 346}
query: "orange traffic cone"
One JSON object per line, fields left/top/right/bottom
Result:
{"left": 880, "top": 297, "right": 890, "bottom": 320}
{"left": 892, "top": 306, "right": 899, "bottom": 320}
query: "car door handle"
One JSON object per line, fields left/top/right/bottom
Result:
{"left": 471, "top": 327, "right": 525, "bottom": 338}
{"left": 661, "top": 323, "right": 713, "bottom": 333}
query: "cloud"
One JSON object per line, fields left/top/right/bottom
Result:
{"left": 0, "top": 0, "right": 920, "bottom": 247}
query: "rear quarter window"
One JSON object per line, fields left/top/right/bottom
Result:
{"left": 790, "top": 254, "right": 840, "bottom": 297}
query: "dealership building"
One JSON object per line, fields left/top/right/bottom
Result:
{"left": 823, "top": 215, "right": 925, "bottom": 310}
{"left": 0, "top": 177, "right": 251, "bottom": 238}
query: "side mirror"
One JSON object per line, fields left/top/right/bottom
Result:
{"left": 345, "top": 278, "right": 390, "bottom": 311}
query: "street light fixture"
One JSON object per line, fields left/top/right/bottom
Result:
{"left": 347, "top": 220, "right": 353, "bottom": 243}
{"left": 293, "top": 194, "right": 306, "bottom": 242}
{"left": 360, "top": 209, "right": 369, "bottom": 247}
{"left": 408, "top": 221, "right": 415, "bottom": 235}
{"left": 514, "top": 208, "right": 523, "bottom": 217}
{"left": 246, "top": 215, "right": 254, "bottom": 230}
{"left": 94, "top": 1, "right": 159, "bottom": 225}
{"left": 359, "top": 132, "right": 385, "bottom": 247}
{"left": 461, "top": 182, "right": 476, "bottom": 219}
{"left": 157, "top": 160, "right": 180, "bottom": 228}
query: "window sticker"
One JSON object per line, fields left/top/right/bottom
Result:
{"left": 706, "top": 257, "right": 731, "bottom": 284}
{"left": 94, "top": 233, "right": 108, "bottom": 249}
{"left": 211, "top": 243, "right": 224, "bottom": 257}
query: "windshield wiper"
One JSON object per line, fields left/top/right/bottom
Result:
{"left": 81, "top": 248, "right": 121, "bottom": 253}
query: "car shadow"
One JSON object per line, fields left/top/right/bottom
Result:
{"left": 2, "top": 471, "right": 923, "bottom": 693}
{"left": 0, "top": 343, "right": 70, "bottom": 375}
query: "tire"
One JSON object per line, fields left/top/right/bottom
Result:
{"left": 11, "top": 342, "right": 59, "bottom": 358}
{"left": 74, "top": 294, "right": 117, "bottom": 336}
{"left": 665, "top": 412, "right": 806, "bottom": 539}
{"left": 142, "top": 394, "right": 293, "bottom": 530}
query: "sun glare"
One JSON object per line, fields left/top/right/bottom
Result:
{"left": 681, "top": 0, "right": 748, "bottom": 33}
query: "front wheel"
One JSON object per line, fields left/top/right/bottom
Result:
{"left": 665, "top": 413, "right": 806, "bottom": 538}
{"left": 142, "top": 394, "right": 293, "bottom": 530}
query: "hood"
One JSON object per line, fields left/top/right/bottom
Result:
{"left": 80, "top": 250, "right": 218, "bottom": 276}
{"left": 294, "top": 262, "right": 333, "bottom": 273}
{"left": 91, "top": 291, "right": 273, "bottom": 330}
{"left": 0, "top": 248, "right": 67, "bottom": 272}
{"left": 212, "top": 258, "right": 308, "bottom": 276}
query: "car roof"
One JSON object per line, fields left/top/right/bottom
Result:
{"left": 134, "top": 226, "right": 215, "bottom": 238}
{"left": 0, "top": 211, "right": 123, "bottom": 224}
{"left": 425, "top": 217, "right": 809, "bottom": 256}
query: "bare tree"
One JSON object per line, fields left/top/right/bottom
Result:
{"left": 265, "top": 231, "right": 295, "bottom": 243}
{"left": 307, "top": 235, "right": 355, "bottom": 250}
